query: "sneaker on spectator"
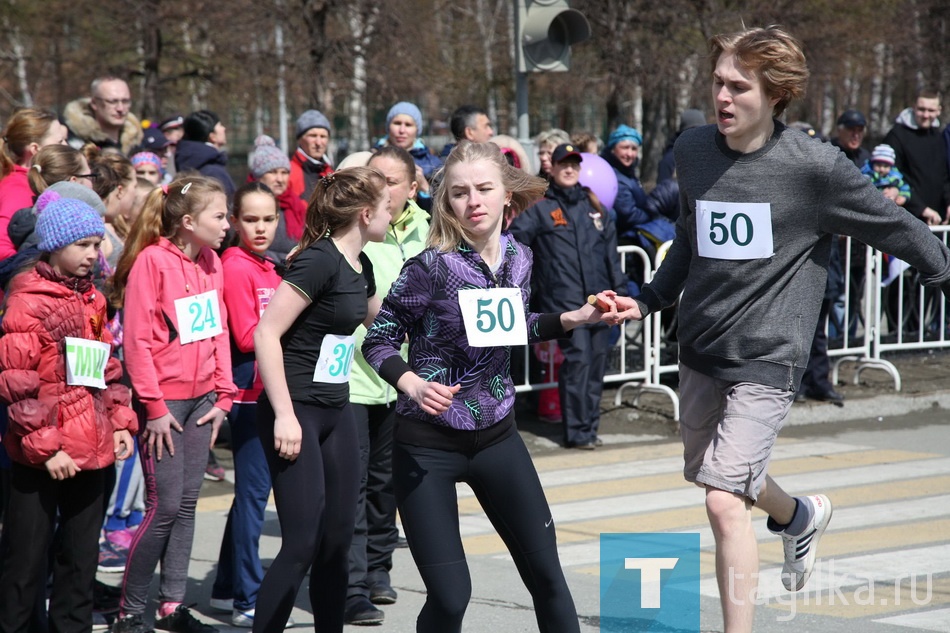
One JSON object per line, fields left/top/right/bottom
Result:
{"left": 113, "top": 613, "right": 152, "bottom": 633}
{"left": 106, "top": 527, "right": 136, "bottom": 551}
{"left": 93, "top": 580, "right": 121, "bottom": 614}
{"left": 231, "top": 609, "right": 294, "bottom": 629}
{"left": 92, "top": 611, "right": 111, "bottom": 631}
{"left": 208, "top": 597, "right": 232, "bottom": 613}
{"left": 204, "top": 452, "right": 225, "bottom": 482}
{"left": 98, "top": 540, "right": 127, "bottom": 574}
{"left": 770, "top": 494, "right": 833, "bottom": 591}
{"left": 154, "top": 605, "right": 218, "bottom": 633}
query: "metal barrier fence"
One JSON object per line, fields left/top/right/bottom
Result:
{"left": 512, "top": 243, "right": 681, "bottom": 419}
{"left": 836, "top": 225, "right": 950, "bottom": 390}
{"left": 512, "top": 229, "right": 950, "bottom": 422}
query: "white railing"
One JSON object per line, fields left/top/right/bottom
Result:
{"left": 512, "top": 243, "right": 681, "bottom": 420}
{"left": 513, "top": 229, "right": 950, "bottom": 420}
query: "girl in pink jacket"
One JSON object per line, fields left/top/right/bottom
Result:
{"left": 209, "top": 182, "right": 283, "bottom": 626}
{"left": 110, "top": 175, "right": 236, "bottom": 633}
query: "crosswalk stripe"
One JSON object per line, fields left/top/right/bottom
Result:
{"left": 706, "top": 543, "right": 950, "bottom": 601}
{"left": 455, "top": 449, "right": 935, "bottom": 512}
{"left": 465, "top": 473, "right": 950, "bottom": 556}
{"left": 874, "top": 604, "right": 950, "bottom": 630}
{"left": 483, "top": 503, "right": 950, "bottom": 566}
{"left": 457, "top": 457, "right": 950, "bottom": 537}
{"left": 527, "top": 438, "right": 877, "bottom": 474}
{"left": 536, "top": 440, "right": 878, "bottom": 492}
{"left": 754, "top": 576, "right": 950, "bottom": 620}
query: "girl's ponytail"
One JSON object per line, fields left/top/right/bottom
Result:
{"left": 109, "top": 186, "right": 166, "bottom": 309}
{"left": 109, "top": 175, "right": 226, "bottom": 308}
{"left": 290, "top": 168, "right": 386, "bottom": 263}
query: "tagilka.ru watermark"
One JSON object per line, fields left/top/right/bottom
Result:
{"left": 724, "top": 559, "right": 934, "bottom": 622}
{"left": 600, "top": 534, "right": 934, "bottom": 630}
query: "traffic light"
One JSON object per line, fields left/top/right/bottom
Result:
{"left": 516, "top": 0, "right": 591, "bottom": 73}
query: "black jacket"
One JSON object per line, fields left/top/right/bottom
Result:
{"left": 509, "top": 183, "right": 627, "bottom": 313}
{"left": 883, "top": 112, "right": 950, "bottom": 218}
{"left": 175, "top": 140, "right": 236, "bottom": 197}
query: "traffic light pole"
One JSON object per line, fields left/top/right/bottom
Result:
{"left": 514, "top": 0, "right": 530, "bottom": 145}
{"left": 516, "top": 72, "right": 530, "bottom": 146}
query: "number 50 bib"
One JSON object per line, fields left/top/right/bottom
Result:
{"left": 458, "top": 288, "right": 528, "bottom": 347}
{"left": 696, "top": 200, "right": 774, "bottom": 260}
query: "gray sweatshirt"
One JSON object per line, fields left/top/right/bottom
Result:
{"left": 638, "top": 121, "right": 950, "bottom": 391}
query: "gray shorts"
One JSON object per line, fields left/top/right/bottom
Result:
{"left": 678, "top": 364, "right": 794, "bottom": 501}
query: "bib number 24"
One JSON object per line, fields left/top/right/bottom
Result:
{"left": 189, "top": 298, "right": 218, "bottom": 333}
{"left": 174, "top": 289, "right": 224, "bottom": 344}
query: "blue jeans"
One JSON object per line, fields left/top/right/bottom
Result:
{"left": 212, "top": 401, "right": 272, "bottom": 611}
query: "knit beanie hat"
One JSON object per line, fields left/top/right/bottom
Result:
{"left": 40, "top": 181, "right": 107, "bottom": 217}
{"left": 35, "top": 191, "right": 105, "bottom": 253}
{"left": 131, "top": 151, "right": 163, "bottom": 170}
{"left": 386, "top": 102, "right": 423, "bottom": 132}
{"left": 249, "top": 135, "right": 291, "bottom": 178}
{"left": 295, "top": 110, "right": 331, "bottom": 138}
{"left": 606, "top": 124, "right": 642, "bottom": 150}
{"left": 871, "top": 144, "right": 896, "bottom": 166}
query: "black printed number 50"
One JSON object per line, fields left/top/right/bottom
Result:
{"left": 709, "top": 211, "right": 754, "bottom": 246}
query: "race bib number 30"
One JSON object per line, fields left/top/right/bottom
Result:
{"left": 313, "top": 334, "right": 356, "bottom": 384}
{"left": 696, "top": 200, "right": 774, "bottom": 260}
{"left": 458, "top": 288, "right": 528, "bottom": 347}
{"left": 174, "top": 290, "right": 224, "bottom": 345}
{"left": 65, "top": 337, "right": 111, "bottom": 389}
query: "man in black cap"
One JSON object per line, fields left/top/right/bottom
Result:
{"left": 158, "top": 115, "right": 184, "bottom": 180}
{"left": 830, "top": 109, "right": 869, "bottom": 168}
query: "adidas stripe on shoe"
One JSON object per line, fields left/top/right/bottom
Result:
{"left": 771, "top": 494, "right": 833, "bottom": 591}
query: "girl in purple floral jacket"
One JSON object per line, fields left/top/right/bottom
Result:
{"left": 363, "top": 141, "right": 614, "bottom": 633}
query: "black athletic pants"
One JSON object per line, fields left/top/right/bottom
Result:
{"left": 347, "top": 403, "right": 398, "bottom": 602}
{"left": 0, "top": 464, "right": 104, "bottom": 633}
{"left": 393, "top": 418, "right": 579, "bottom": 633}
{"left": 253, "top": 397, "right": 360, "bottom": 633}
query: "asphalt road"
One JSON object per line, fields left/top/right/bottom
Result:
{"left": 98, "top": 402, "right": 950, "bottom": 633}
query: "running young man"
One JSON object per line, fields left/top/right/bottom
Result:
{"left": 606, "top": 27, "right": 950, "bottom": 633}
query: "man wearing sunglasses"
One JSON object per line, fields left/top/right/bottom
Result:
{"left": 64, "top": 76, "right": 143, "bottom": 155}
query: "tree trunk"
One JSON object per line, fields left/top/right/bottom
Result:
{"left": 345, "top": 2, "right": 377, "bottom": 153}
{"left": 274, "top": 3, "right": 289, "bottom": 153}
{"left": 139, "top": 0, "right": 162, "bottom": 120}
{"left": 300, "top": 0, "right": 337, "bottom": 109}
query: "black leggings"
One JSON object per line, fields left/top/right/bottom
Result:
{"left": 253, "top": 398, "right": 360, "bottom": 633}
{"left": 393, "top": 426, "right": 579, "bottom": 633}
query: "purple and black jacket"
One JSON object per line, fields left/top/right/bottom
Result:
{"left": 362, "top": 235, "right": 566, "bottom": 431}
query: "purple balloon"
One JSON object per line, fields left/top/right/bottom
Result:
{"left": 577, "top": 152, "right": 618, "bottom": 210}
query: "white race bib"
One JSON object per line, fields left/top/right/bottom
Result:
{"left": 174, "top": 290, "right": 224, "bottom": 345}
{"left": 313, "top": 334, "right": 356, "bottom": 383}
{"left": 696, "top": 200, "right": 774, "bottom": 260}
{"left": 458, "top": 287, "right": 528, "bottom": 347}
{"left": 64, "top": 337, "right": 111, "bottom": 389}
